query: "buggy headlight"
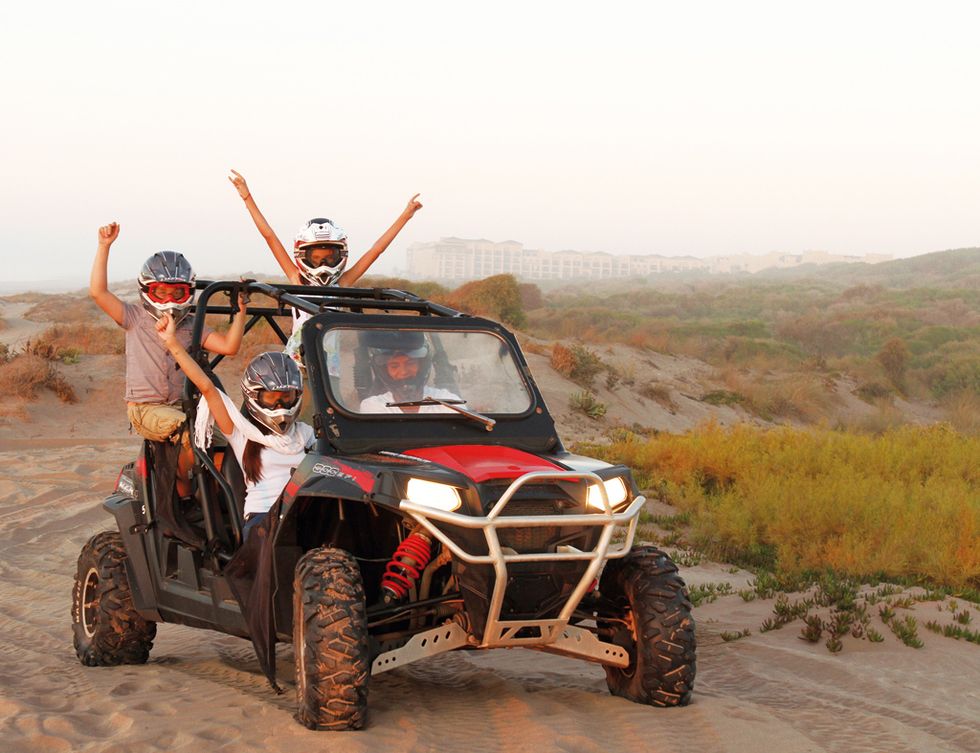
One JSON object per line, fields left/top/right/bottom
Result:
{"left": 405, "top": 478, "right": 462, "bottom": 512}
{"left": 587, "top": 477, "right": 629, "bottom": 512}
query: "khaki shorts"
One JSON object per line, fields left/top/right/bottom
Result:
{"left": 127, "top": 403, "right": 191, "bottom": 448}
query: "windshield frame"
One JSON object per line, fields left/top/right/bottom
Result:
{"left": 300, "top": 312, "right": 561, "bottom": 456}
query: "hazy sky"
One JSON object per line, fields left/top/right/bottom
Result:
{"left": 2, "top": 1, "right": 979, "bottom": 283}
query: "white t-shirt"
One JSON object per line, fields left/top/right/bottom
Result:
{"left": 226, "top": 421, "right": 316, "bottom": 516}
{"left": 284, "top": 307, "right": 339, "bottom": 376}
{"left": 359, "top": 387, "right": 461, "bottom": 414}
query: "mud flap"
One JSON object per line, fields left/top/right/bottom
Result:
{"left": 224, "top": 498, "right": 284, "bottom": 692}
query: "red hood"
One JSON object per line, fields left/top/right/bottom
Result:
{"left": 404, "top": 445, "right": 563, "bottom": 483}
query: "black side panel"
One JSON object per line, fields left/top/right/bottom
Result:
{"left": 104, "top": 493, "right": 162, "bottom": 622}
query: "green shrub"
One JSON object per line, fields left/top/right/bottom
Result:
{"left": 569, "top": 390, "right": 606, "bottom": 420}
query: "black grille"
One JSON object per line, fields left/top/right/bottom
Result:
{"left": 497, "top": 498, "right": 563, "bottom": 553}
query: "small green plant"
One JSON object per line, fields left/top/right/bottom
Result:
{"left": 879, "top": 605, "right": 896, "bottom": 623}
{"left": 569, "top": 390, "right": 607, "bottom": 420}
{"left": 700, "top": 389, "right": 745, "bottom": 406}
{"left": 670, "top": 548, "right": 704, "bottom": 568}
{"left": 866, "top": 627, "right": 885, "bottom": 643}
{"left": 954, "top": 610, "right": 972, "bottom": 625}
{"left": 888, "top": 615, "right": 923, "bottom": 648}
{"left": 825, "top": 635, "right": 843, "bottom": 653}
{"left": 923, "top": 620, "right": 980, "bottom": 645}
{"left": 58, "top": 347, "right": 81, "bottom": 364}
{"left": 688, "top": 581, "right": 733, "bottom": 607}
{"left": 720, "top": 629, "right": 751, "bottom": 642}
{"left": 799, "top": 615, "right": 823, "bottom": 643}
{"left": 738, "top": 589, "right": 758, "bottom": 603}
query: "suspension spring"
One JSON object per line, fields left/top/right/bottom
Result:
{"left": 381, "top": 532, "right": 433, "bottom": 602}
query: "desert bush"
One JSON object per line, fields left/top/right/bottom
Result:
{"left": 0, "top": 353, "right": 76, "bottom": 403}
{"left": 940, "top": 390, "right": 980, "bottom": 435}
{"left": 575, "top": 423, "right": 980, "bottom": 588}
{"left": 550, "top": 343, "right": 604, "bottom": 388}
{"left": 640, "top": 382, "right": 676, "bottom": 411}
{"left": 446, "top": 274, "right": 526, "bottom": 328}
{"left": 32, "top": 322, "right": 124, "bottom": 356}
{"left": 876, "top": 337, "right": 910, "bottom": 392}
{"left": 855, "top": 381, "right": 892, "bottom": 403}
{"left": 569, "top": 390, "right": 606, "bottom": 420}
{"left": 701, "top": 389, "right": 745, "bottom": 407}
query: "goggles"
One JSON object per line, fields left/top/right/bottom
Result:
{"left": 300, "top": 243, "right": 347, "bottom": 268}
{"left": 257, "top": 389, "right": 301, "bottom": 410}
{"left": 145, "top": 281, "right": 193, "bottom": 304}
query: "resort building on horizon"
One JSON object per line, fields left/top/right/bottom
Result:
{"left": 405, "top": 238, "right": 892, "bottom": 282}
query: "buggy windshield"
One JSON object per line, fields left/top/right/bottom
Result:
{"left": 322, "top": 327, "right": 533, "bottom": 416}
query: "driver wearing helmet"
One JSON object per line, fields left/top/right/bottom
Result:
{"left": 227, "top": 170, "right": 422, "bottom": 367}
{"left": 358, "top": 331, "right": 461, "bottom": 414}
{"left": 89, "top": 223, "right": 248, "bottom": 498}
{"left": 156, "top": 315, "right": 315, "bottom": 541}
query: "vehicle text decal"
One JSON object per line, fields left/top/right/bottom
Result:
{"left": 311, "top": 461, "right": 375, "bottom": 491}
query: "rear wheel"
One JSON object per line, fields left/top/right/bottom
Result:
{"left": 293, "top": 547, "right": 370, "bottom": 730}
{"left": 72, "top": 531, "right": 156, "bottom": 666}
{"left": 598, "top": 546, "right": 696, "bottom": 706}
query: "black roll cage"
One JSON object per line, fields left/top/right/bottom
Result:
{"left": 178, "top": 280, "right": 467, "bottom": 555}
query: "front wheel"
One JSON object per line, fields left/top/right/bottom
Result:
{"left": 293, "top": 547, "right": 370, "bottom": 730}
{"left": 71, "top": 531, "right": 156, "bottom": 666}
{"left": 598, "top": 546, "right": 696, "bottom": 706}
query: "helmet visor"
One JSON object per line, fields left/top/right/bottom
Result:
{"left": 301, "top": 243, "right": 347, "bottom": 269}
{"left": 145, "top": 281, "right": 193, "bottom": 304}
{"left": 257, "top": 389, "right": 301, "bottom": 411}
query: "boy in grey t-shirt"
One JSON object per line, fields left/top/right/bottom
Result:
{"left": 90, "top": 222, "right": 247, "bottom": 497}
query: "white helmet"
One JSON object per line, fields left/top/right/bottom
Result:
{"left": 137, "top": 251, "right": 196, "bottom": 325}
{"left": 293, "top": 218, "right": 348, "bottom": 285}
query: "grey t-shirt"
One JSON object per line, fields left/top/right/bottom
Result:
{"left": 121, "top": 303, "right": 214, "bottom": 404}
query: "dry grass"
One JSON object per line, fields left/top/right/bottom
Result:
{"left": 577, "top": 423, "right": 980, "bottom": 588}
{"left": 940, "top": 390, "right": 980, "bottom": 435}
{"left": 32, "top": 322, "right": 124, "bottom": 356}
{"left": 25, "top": 295, "right": 103, "bottom": 323}
{"left": 717, "top": 368, "right": 838, "bottom": 423}
{"left": 0, "top": 354, "right": 76, "bottom": 403}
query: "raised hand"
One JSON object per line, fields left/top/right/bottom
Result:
{"left": 404, "top": 193, "right": 423, "bottom": 217}
{"left": 228, "top": 169, "right": 251, "bottom": 200}
{"left": 155, "top": 311, "right": 177, "bottom": 345}
{"left": 98, "top": 222, "right": 120, "bottom": 246}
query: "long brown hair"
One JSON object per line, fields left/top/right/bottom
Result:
{"left": 241, "top": 409, "right": 271, "bottom": 485}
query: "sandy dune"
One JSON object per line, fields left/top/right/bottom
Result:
{"left": 1, "top": 421, "right": 978, "bottom": 752}
{"left": 0, "top": 300, "right": 977, "bottom": 751}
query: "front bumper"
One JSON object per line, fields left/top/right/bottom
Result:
{"left": 400, "top": 470, "right": 644, "bottom": 648}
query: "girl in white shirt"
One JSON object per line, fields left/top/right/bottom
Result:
{"left": 156, "top": 313, "right": 315, "bottom": 540}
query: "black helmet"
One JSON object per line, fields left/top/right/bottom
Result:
{"left": 240, "top": 352, "right": 304, "bottom": 434}
{"left": 363, "top": 330, "right": 432, "bottom": 402}
{"left": 138, "top": 251, "right": 196, "bottom": 324}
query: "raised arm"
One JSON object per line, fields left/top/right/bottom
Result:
{"left": 203, "top": 288, "right": 248, "bottom": 356}
{"left": 339, "top": 194, "right": 423, "bottom": 287}
{"left": 228, "top": 169, "right": 300, "bottom": 284}
{"left": 89, "top": 223, "right": 126, "bottom": 325}
{"left": 156, "top": 313, "right": 235, "bottom": 435}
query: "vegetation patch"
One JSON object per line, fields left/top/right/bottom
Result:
{"left": 575, "top": 423, "right": 980, "bottom": 588}
{"left": 569, "top": 390, "right": 606, "bottom": 420}
{"left": 32, "top": 323, "right": 124, "bottom": 357}
{"left": 0, "top": 352, "right": 76, "bottom": 403}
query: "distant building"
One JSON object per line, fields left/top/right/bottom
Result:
{"left": 406, "top": 238, "right": 707, "bottom": 281}
{"left": 406, "top": 238, "right": 891, "bottom": 282}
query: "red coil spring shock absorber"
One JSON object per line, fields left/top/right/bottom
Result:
{"left": 381, "top": 532, "right": 433, "bottom": 603}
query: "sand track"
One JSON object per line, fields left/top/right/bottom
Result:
{"left": 1, "top": 440, "right": 977, "bottom": 752}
